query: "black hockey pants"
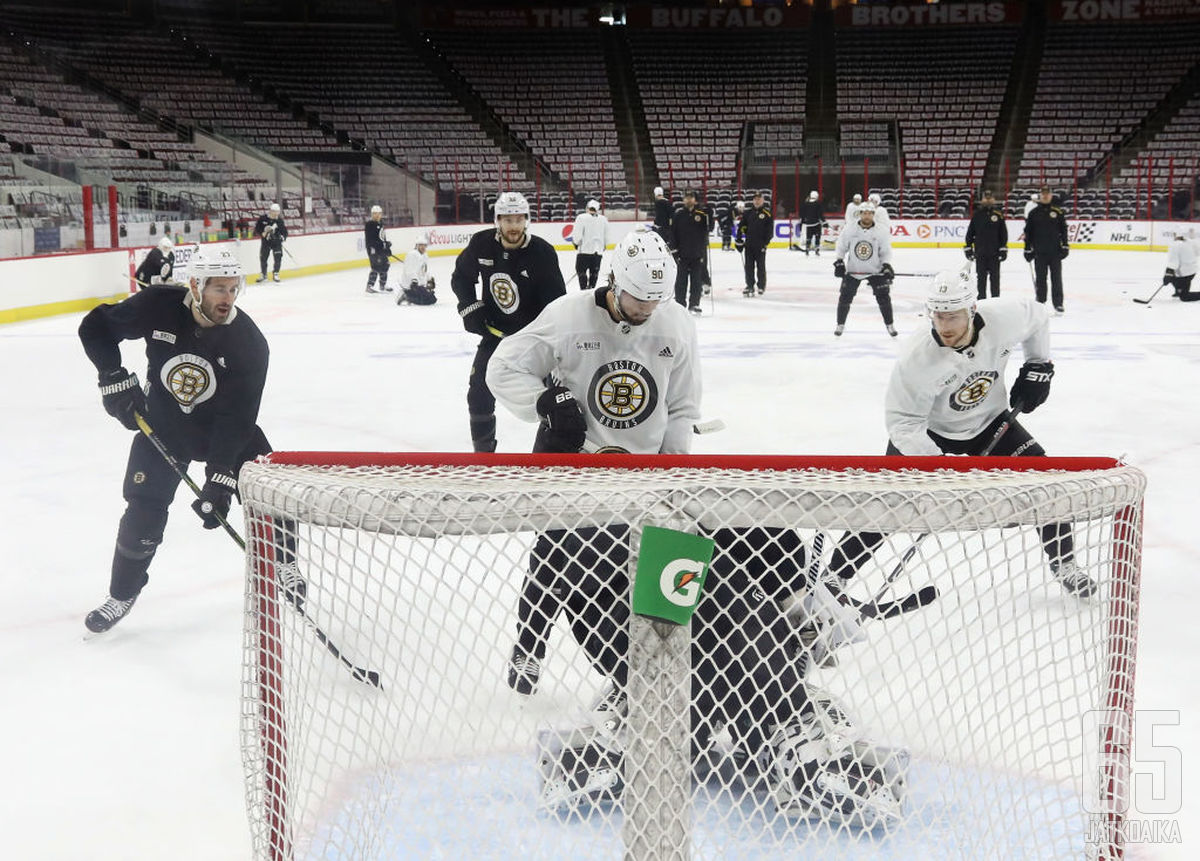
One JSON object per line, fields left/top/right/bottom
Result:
{"left": 837, "top": 275, "right": 894, "bottom": 326}
{"left": 467, "top": 335, "right": 501, "bottom": 452}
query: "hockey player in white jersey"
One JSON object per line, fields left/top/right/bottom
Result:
{"left": 845, "top": 193, "right": 862, "bottom": 225}
{"left": 867, "top": 192, "right": 891, "bottom": 235}
{"left": 826, "top": 267, "right": 1096, "bottom": 599}
{"left": 571, "top": 199, "right": 609, "bottom": 290}
{"left": 832, "top": 201, "right": 897, "bottom": 337}
{"left": 398, "top": 233, "right": 436, "bottom": 305}
{"left": 1163, "top": 233, "right": 1199, "bottom": 300}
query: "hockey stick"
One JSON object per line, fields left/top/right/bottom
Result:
{"left": 1133, "top": 283, "right": 1167, "bottom": 305}
{"left": 281, "top": 243, "right": 299, "bottom": 266}
{"left": 869, "top": 402, "right": 1026, "bottom": 607}
{"left": 132, "top": 413, "right": 382, "bottom": 688}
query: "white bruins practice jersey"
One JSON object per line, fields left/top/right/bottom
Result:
{"left": 1166, "top": 237, "right": 1198, "bottom": 277}
{"left": 402, "top": 247, "right": 428, "bottom": 285}
{"left": 835, "top": 220, "right": 893, "bottom": 278}
{"left": 487, "top": 288, "right": 701, "bottom": 454}
{"left": 885, "top": 296, "right": 1051, "bottom": 456}
{"left": 572, "top": 212, "right": 609, "bottom": 256}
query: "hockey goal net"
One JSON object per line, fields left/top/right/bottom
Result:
{"left": 238, "top": 452, "right": 1144, "bottom": 861}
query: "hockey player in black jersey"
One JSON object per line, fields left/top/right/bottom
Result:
{"left": 450, "top": 190, "right": 566, "bottom": 452}
{"left": 363, "top": 204, "right": 393, "bottom": 293}
{"left": 78, "top": 248, "right": 283, "bottom": 634}
{"left": 796, "top": 190, "right": 824, "bottom": 256}
{"left": 254, "top": 203, "right": 288, "bottom": 283}
{"left": 134, "top": 237, "right": 177, "bottom": 288}
{"left": 652, "top": 186, "right": 673, "bottom": 248}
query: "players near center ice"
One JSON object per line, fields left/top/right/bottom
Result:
{"left": 135, "top": 237, "right": 177, "bottom": 288}
{"left": 77, "top": 248, "right": 277, "bottom": 634}
{"left": 1023, "top": 185, "right": 1070, "bottom": 313}
{"left": 451, "top": 190, "right": 566, "bottom": 452}
{"left": 736, "top": 191, "right": 774, "bottom": 297}
{"left": 571, "top": 198, "right": 608, "bottom": 290}
{"left": 827, "top": 268, "right": 1095, "bottom": 599}
{"left": 398, "top": 233, "right": 436, "bottom": 305}
{"left": 254, "top": 202, "right": 287, "bottom": 283}
{"left": 795, "top": 190, "right": 823, "bottom": 256}
{"left": 964, "top": 189, "right": 1008, "bottom": 299}
{"left": 488, "top": 230, "right": 903, "bottom": 828}
{"left": 832, "top": 200, "right": 897, "bottom": 337}
{"left": 1164, "top": 232, "right": 1200, "bottom": 301}
{"left": 363, "top": 204, "right": 393, "bottom": 294}
{"left": 670, "top": 188, "right": 710, "bottom": 315}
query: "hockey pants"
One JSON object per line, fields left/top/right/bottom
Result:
{"left": 975, "top": 256, "right": 1000, "bottom": 299}
{"left": 837, "top": 275, "right": 894, "bottom": 326}
{"left": 367, "top": 251, "right": 390, "bottom": 289}
{"left": 467, "top": 335, "right": 501, "bottom": 452}
{"left": 259, "top": 243, "right": 282, "bottom": 277}
{"left": 109, "top": 426, "right": 275, "bottom": 600}
{"left": 829, "top": 412, "right": 1075, "bottom": 583}
{"left": 575, "top": 253, "right": 602, "bottom": 290}
{"left": 805, "top": 224, "right": 821, "bottom": 253}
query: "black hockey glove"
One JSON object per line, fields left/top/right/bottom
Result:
{"left": 535, "top": 386, "right": 587, "bottom": 453}
{"left": 99, "top": 368, "right": 146, "bottom": 432}
{"left": 192, "top": 467, "right": 238, "bottom": 529}
{"left": 880, "top": 263, "right": 894, "bottom": 282}
{"left": 384, "top": 240, "right": 392, "bottom": 255}
{"left": 735, "top": 238, "right": 745, "bottom": 253}
{"left": 1164, "top": 268, "right": 1176, "bottom": 285}
{"left": 1059, "top": 245, "right": 1070, "bottom": 260}
{"left": 833, "top": 259, "right": 846, "bottom": 278}
{"left": 1023, "top": 247, "right": 1035, "bottom": 262}
{"left": 1010, "top": 361, "right": 1054, "bottom": 413}
{"left": 458, "top": 300, "right": 489, "bottom": 336}
{"left": 998, "top": 247, "right": 1008, "bottom": 262}
{"left": 964, "top": 245, "right": 975, "bottom": 261}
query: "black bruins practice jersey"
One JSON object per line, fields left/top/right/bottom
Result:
{"left": 450, "top": 229, "right": 566, "bottom": 337}
{"left": 79, "top": 286, "right": 269, "bottom": 468}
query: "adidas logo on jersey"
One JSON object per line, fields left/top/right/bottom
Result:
{"left": 658, "top": 346, "right": 674, "bottom": 358}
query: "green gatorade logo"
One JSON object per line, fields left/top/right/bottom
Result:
{"left": 631, "top": 526, "right": 715, "bottom": 625}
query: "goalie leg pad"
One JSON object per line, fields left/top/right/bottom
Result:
{"left": 537, "top": 727, "right": 625, "bottom": 811}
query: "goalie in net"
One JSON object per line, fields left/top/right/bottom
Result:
{"left": 486, "top": 229, "right": 906, "bottom": 828}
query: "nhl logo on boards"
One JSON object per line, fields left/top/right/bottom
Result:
{"left": 488, "top": 273, "right": 520, "bottom": 314}
{"left": 949, "top": 370, "right": 998, "bottom": 412}
{"left": 588, "top": 360, "right": 658, "bottom": 429}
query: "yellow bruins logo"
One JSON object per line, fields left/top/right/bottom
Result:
{"left": 160, "top": 353, "right": 216, "bottom": 415}
{"left": 133, "top": 471, "right": 146, "bottom": 484}
{"left": 488, "top": 272, "right": 519, "bottom": 314}
{"left": 950, "top": 370, "right": 999, "bottom": 411}
{"left": 588, "top": 360, "right": 659, "bottom": 430}
{"left": 853, "top": 240, "right": 874, "bottom": 261}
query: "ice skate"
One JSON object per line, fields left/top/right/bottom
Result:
{"left": 84, "top": 594, "right": 138, "bottom": 635}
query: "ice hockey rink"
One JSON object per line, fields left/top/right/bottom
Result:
{"left": 1, "top": 242, "right": 1196, "bottom": 860}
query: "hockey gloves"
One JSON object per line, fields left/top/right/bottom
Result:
{"left": 1059, "top": 245, "right": 1070, "bottom": 260}
{"left": 1164, "top": 268, "right": 1176, "bottom": 286}
{"left": 1023, "top": 248, "right": 1035, "bottom": 262}
{"left": 998, "top": 248, "right": 1008, "bottom": 262}
{"left": 99, "top": 368, "right": 146, "bottom": 432}
{"left": 734, "top": 238, "right": 745, "bottom": 253}
{"left": 458, "top": 300, "right": 489, "bottom": 337}
{"left": 833, "top": 259, "right": 846, "bottom": 278}
{"left": 1010, "top": 361, "right": 1054, "bottom": 413}
{"left": 536, "top": 386, "right": 587, "bottom": 453}
{"left": 192, "top": 467, "right": 238, "bottom": 529}
{"left": 964, "top": 245, "right": 975, "bottom": 261}
{"left": 880, "top": 263, "right": 894, "bottom": 282}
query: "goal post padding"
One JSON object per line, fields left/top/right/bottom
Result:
{"left": 239, "top": 453, "right": 1143, "bottom": 861}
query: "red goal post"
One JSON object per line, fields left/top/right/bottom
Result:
{"left": 239, "top": 452, "right": 1144, "bottom": 861}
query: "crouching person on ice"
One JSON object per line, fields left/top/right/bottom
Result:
{"left": 397, "top": 232, "right": 437, "bottom": 306}
{"left": 485, "top": 229, "right": 907, "bottom": 829}
{"left": 78, "top": 248, "right": 303, "bottom": 634}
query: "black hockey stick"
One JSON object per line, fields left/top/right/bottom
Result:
{"left": 133, "top": 413, "right": 382, "bottom": 688}
{"left": 1133, "top": 283, "right": 1166, "bottom": 305}
{"left": 808, "top": 530, "right": 934, "bottom": 621}
{"left": 869, "top": 402, "right": 1026, "bottom": 608}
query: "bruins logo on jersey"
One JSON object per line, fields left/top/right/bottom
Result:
{"left": 160, "top": 352, "right": 216, "bottom": 414}
{"left": 853, "top": 240, "right": 875, "bottom": 261}
{"left": 949, "top": 370, "right": 999, "bottom": 412}
{"left": 489, "top": 272, "right": 519, "bottom": 314}
{"left": 588, "top": 360, "right": 659, "bottom": 429}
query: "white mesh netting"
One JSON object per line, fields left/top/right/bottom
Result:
{"left": 238, "top": 455, "right": 1144, "bottom": 861}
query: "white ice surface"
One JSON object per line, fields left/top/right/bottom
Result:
{"left": 0, "top": 244, "right": 1196, "bottom": 859}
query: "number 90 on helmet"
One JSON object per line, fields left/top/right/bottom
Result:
{"left": 926, "top": 268, "right": 977, "bottom": 315}
{"left": 611, "top": 229, "right": 675, "bottom": 303}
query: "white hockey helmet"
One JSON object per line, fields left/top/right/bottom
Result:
{"left": 653, "top": 186, "right": 664, "bottom": 197}
{"left": 190, "top": 246, "right": 243, "bottom": 286}
{"left": 852, "top": 193, "right": 862, "bottom": 203}
{"left": 736, "top": 200, "right": 745, "bottom": 210}
{"left": 269, "top": 203, "right": 281, "bottom": 213}
{"left": 858, "top": 201, "right": 877, "bottom": 215}
{"left": 611, "top": 229, "right": 675, "bottom": 303}
{"left": 494, "top": 191, "right": 530, "bottom": 225}
{"left": 416, "top": 232, "right": 429, "bottom": 247}
{"left": 868, "top": 193, "right": 881, "bottom": 206}
{"left": 158, "top": 236, "right": 173, "bottom": 252}
{"left": 808, "top": 190, "right": 819, "bottom": 201}
{"left": 587, "top": 198, "right": 600, "bottom": 212}
{"left": 926, "top": 268, "right": 977, "bottom": 315}
{"left": 370, "top": 205, "right": 383, "bottom": 215}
